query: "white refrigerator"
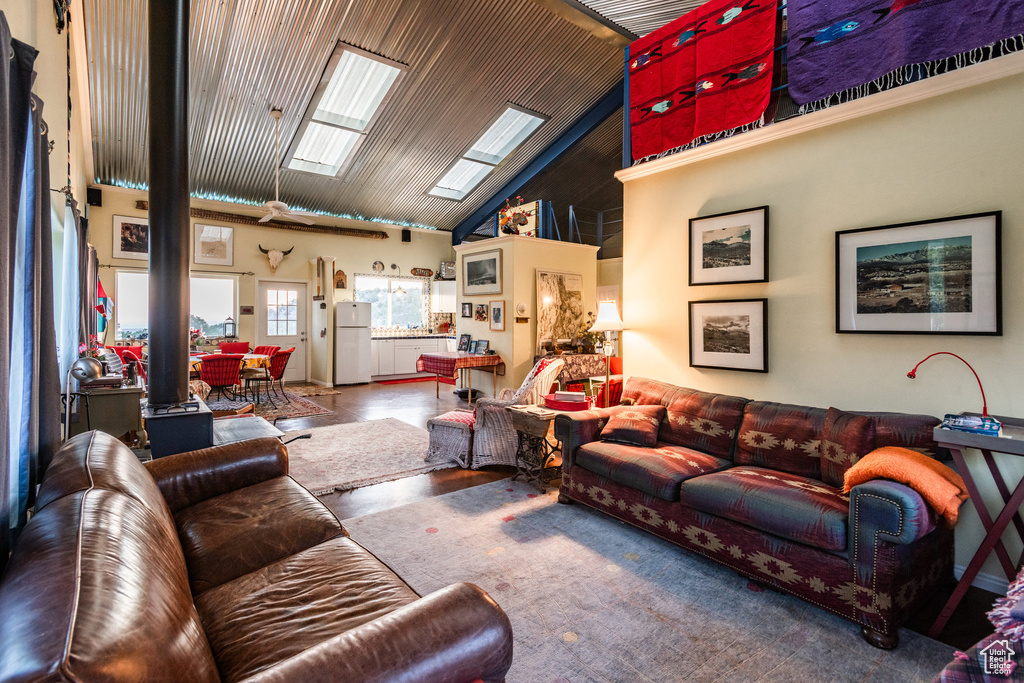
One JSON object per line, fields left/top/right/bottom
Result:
{"left": 335, "top": 302, "right": 371, "bottom": 385}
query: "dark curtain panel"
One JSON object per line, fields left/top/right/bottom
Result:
{"left": 0, "top": 15, "right": 37, "bottom": 567}
{"left": 77, "top": 200, "right": 88, "bottom": 348}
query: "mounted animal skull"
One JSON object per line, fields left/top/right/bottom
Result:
{"left": 258, "top": 245, "right": 294, "bottom": 272}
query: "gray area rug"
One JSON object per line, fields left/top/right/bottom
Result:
{"left": 344, "top": 479, "right": 954, "bottom": 682}
{"left": 285, "top": 418, "right": 451, "bottom": 495}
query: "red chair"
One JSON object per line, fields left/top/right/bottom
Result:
{"left": 198, "top": 353, "right": 245, "bottom": 401}
{"left": 261, "top": 347, "right": 295, "bottom": 405}
{"left": 596, "top": 378, "right": 623, "bottom": 408}
{"left": 107, "top": 346, "right": 147, "bottom": 384}
{"left": 219, "top": 341, "right": 250, "bottom": 354}
{"left": 609, "top": 356, "right": 623, "bottom": 375}
{"left": 253, "top": 345, "right": 280, "bottom": 357}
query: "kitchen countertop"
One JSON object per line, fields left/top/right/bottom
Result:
{"left": 371, "top": 334, "right": 456, "bottom": 340}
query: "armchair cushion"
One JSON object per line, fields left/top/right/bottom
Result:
{"left": 600, "top": 405, "right": 666, "bottom": 448}
{"left": 819, "top": 407, "right": 876, "bottom": 487}
{"left": 679, "top": 466, "right": 850, "bottom": 551}
{"left": 175, "top": 476, "right": 345, "bottom": 594}
{"left": 576, "top": 441, "right": 731, "bottom": 501}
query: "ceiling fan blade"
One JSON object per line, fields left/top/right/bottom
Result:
{"left": 257, "top": 213, "right": 275, "bottom": 223}
{"left": 287, "top": 210, "right": 319, "bottom": 217}
{"left": 283, "top": 212, "right": 315, "bottom": 225}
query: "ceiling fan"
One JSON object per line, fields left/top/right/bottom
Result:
{"left": 259, "top": 108, "right": 317, "bottom": 225}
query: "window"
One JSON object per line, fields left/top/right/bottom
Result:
{"left": 265, "top": 288, "right": 298, "bottom": 336}
{"left": 114, "top": 271, "right": 237, "bottom": 339}
{"left": 354, "top": 275, "right": 426, "bottom": 329}
{"left": 428, "top": 105, "right": 546, "bottom": 201}
{"left": 285, "top": 44, "right": 404, "bottom": 178}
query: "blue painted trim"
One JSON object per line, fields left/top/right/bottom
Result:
{"left": 451, "top": 80, "right": 625, "bottom": 245}
{"left": 623, "top": 46, "right": 632, "bottom": 168}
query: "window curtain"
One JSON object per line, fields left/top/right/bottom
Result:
{"left": 0, "top": 13, "right": 38, "bottom": 564}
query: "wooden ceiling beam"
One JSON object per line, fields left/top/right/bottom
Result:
{"left": 133, "top": 201, "right": 389, "bottom": 239}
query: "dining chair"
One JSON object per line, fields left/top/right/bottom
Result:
{"left": 218, "top": 341, "right": 250, "bottom": 354}
{"left": 198, "top": 353, "right": 245, "bottom": 401}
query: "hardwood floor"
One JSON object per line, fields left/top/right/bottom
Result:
{"left": 280, "top": 379, "right": 997, "bottom": 651}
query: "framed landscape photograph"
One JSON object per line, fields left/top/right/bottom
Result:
{"left": 463, "top": 249, "right": 502, "bottom": 296}
{"left": 536, "top": 270, "right": 584, "bottom": 353}
{"left": 476, "top": 339, "right": 489, "bottom": 354}
{"left": 836, "top": 212, "right": 1001, "bottom": 335}
{"left": 468, "top": 340, "right": 479, "bottom": 354}
{"left": 112, "top": 215, "right": 149, "bottom": 261}
{"left": 194, "top": 224, "right": 234, "bottom": 266}
{"left": 689, "top": 299, "right": 768, "bottom": 373}
{"left": 689, "top": 206, "right": 768, "bottom": 285}
{"left": 489, "top": 300, "right": 505, "bottom": 331}
{"left": 474, "top": 303, "right": 488, "bottom": 322}
{"left": 461, "top": 302, "right": 472, "bottom": 318}
{"left": 458, "top": 334, "right": 471, "bottom": 351}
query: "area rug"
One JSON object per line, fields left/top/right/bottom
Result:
{"left": 284, "top": 418, "right": 450, "bottom": 495}
{"left": 203, "top": 392, "right": 333, "bottom": 422}
{"left": 375, "top": 376, "right": 457, "bottom": 386}
{"left": 344, "top": 479, "right": 954, "bottom": 683}
{"left": 286, "top": 383, "right": 343, "bottom": 397}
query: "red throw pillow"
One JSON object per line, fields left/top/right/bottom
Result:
{"left": 600, "top": 405, "right": 666, "bottom": 448}
{"left": 819, "top": 407, "right": 876, "bottom": 487}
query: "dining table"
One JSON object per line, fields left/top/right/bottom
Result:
{"left": 189, "top": 352, "right": 271, "bottom": 374}
{"left": 415, "top": 351, "right": 505, "bottom": 405}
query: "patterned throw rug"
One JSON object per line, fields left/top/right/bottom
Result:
{"left": 285, "top": 383, "right": 344, "bottom": 397}
{"left": 344, "top": 479, "right": 954, "bottom": 683}
{"left": 204, "top": 391, "right": 333, "bottom": 422}
{"left": 284, "top": 418, "right": 451, "bottom": 495}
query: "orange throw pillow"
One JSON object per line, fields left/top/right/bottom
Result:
{"left": 843, "top": 446, "right": 969, "bottom": 526}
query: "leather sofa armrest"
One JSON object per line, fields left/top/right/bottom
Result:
{"left": 145, "top": 437, "right": 288, "bottom": 513}
{"left": 553, "top": 406, "right": 624, "bottom": 471}
{"left": 240, "top": 583, "right": 513, "bottom": 683}
{"left": 848, "top": 479, "right": 939, "bottom": 555}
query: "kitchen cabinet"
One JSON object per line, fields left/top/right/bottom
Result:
{"left": 430, "top": 281, "right": 457, "bottom": 313}
{"left": 370, "top": 339, "right": 380, "bottom": 376}
{"left": 371, "top": 337, "right": 449, "bottom": 377}
{"left": 376, "top": 339, "right": 395, "bottom": 375}
{"left": 394, "top": 339, "right": 437, "bottom": 375}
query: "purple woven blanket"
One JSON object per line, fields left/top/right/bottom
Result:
{"left": 787, "top": 0, "right": 1024, "bottom": 104}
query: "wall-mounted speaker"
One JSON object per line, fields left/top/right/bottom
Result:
{"left": 86, "top": 187, "right": 102, "bottom": 206}
{"left": 401, "top": 229, "right": 411, "bottom": 242}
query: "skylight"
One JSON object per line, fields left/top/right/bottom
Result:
{"left": 428, "top": 105, "right": 547, "bottom": 202}
{"left": 285, "top": 43, "right": 404, "bottom": 178}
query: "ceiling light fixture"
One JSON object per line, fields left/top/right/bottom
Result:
{"left": 390, "top": 263, "right": 406, "bottom": 295}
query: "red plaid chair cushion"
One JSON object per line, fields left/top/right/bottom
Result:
{"left": 253, "top": 345, "right": 280, "bottom": 357}
{"left": 199, "top": 354, "right": 244, "bottom": 388}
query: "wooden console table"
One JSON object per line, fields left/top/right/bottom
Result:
{"left": 929, "top": 415, "right": 1024, "bottom": 638}
{"left": 66, "top": 385, "right": 147, "bottom": 448}
{"left": 415, "top": 352, "right": 505, "bottom": 405}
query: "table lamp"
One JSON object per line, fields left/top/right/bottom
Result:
{"left": 588, "top": 300, "right": 625, "bottom": 408}
{"left": 64, "top": 357, "right": 103, "bottom": 441}
{"left": 907, "top": 351, "right": 1001, "bottom": 433}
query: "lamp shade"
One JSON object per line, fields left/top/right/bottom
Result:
{"left": 70, "top": 357, "right": 103, "bottom": 382}
{"left": 589, "top": 300, "right": 625, "bottom": 333}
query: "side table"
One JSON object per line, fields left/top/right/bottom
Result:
{"left": 508, "top": 406, "right": 559, "bottom": 490}
{"left": 929, "top": 415, "right": 1024, "bottom": 638}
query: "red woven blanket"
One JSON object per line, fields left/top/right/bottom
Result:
{"left": 629, "top": 0, "right": 777, "bottom": 161}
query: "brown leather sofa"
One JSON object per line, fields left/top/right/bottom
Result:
{"left": 0, "top": 431, "right": 513, "bottom": 682}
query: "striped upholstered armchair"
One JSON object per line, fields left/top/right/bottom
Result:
{"left": 470, "top": 358, "right": 564, "bottom": 469}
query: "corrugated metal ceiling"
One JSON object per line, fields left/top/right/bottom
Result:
{"left": 575, "top": 0, "right": 703, "bottom": 37}
{"left": 82, "top": 0, "right": 626, "bottom": 231}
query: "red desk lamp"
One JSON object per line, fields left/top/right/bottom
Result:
{"left": 907, "top": 352, "right": 1001, "bottom": 433}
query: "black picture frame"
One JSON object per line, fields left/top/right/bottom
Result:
{"left": 689, "top": 206, "right": 768, "bottom": 286}
{"left": 461, "top": 302, "right": 472, "bottom": 318}
{"left": 468, "top": 340, "right": 479, "bottom": 354}
{"left": 458, "top": 334, "right": 471, "bottom": 352}
{"left": 688, "top": 299, "right": 768, "bottom": 373}
{"left": 835, "top": 211, "right": 1001, "bottom": 335}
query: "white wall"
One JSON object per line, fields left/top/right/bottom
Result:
{"left": 621, "top": 66, "right": 1024, "bottom": 584}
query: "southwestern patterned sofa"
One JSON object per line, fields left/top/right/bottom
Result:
{"left": 553, "top": 377, "right": 954, "bottom": 649}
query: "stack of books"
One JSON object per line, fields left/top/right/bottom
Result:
{"left": 553, "top": 391, "right": 587, "bottom": 403}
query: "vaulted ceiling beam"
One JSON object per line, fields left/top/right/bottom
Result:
{"left": 451, "top": 80, "right": 625, "bottom": 245}
{"left": 527, "top": 0, "right": 637, "bottom": 46}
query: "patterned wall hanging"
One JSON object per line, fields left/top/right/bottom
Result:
{"left": 628, "top": 0, "right": 777, "bottom": 161}
{"left": 787, "top": 0, "right": 1024, "bottom": 105}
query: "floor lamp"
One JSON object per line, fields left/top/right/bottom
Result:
{"left": 588, "top": 300, "right": 625, "bottom": 408}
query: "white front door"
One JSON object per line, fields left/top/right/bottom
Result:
{"left": 256, "top": 281, "right": 307, "bottom": 384}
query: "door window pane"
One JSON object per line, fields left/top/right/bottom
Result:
{"left": 267, "top": 289, "right": 298, "bottom": 337}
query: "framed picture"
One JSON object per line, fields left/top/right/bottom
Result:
{"left": 836, "top": 212, "right": 1001, "bottom": 335}
{"left": 461, "top": 302, "right": 472, "bottom": 318}
{"left": 463, "top": 249, "right": 502, "bottom": 296}
{"left": 489, "top": 300, "right": 505, "bottom": 331}
{"left": 194, "top": 224, "right": 234, "bottom": 266}
{"left": 468, "top": 340, "right": 479, "bottom": 354}
{"left": 689, "top": 206, "right": 768, "bottom": 285}
{"left": 689, "top": 299, "right": 768, "bottom": 373}
{"left": 112, "top": 215, "right": 149, "bottom": 261}
{"left": 334, "top": 270, "right": 347, "bottom": 289}
{"left": 536, "top": 270, "right": 584, "bottom": 353}
{"left": 474, "top": 303, "right": 488, "bottom": 322}
{"left": 458, "top": 333, "right": 471, "bottom": 351}
{"left": 476, "top": 339, "right": 489, "bottom": 354}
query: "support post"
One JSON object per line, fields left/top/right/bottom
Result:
{"left": 147, "top": 0, "right": 191, "bottom": 407}
{"left": 596, "top": 210, "right": 604, "bottom": 258}
{"left": 623, "top": 46, "right": 632, "bottom": 168}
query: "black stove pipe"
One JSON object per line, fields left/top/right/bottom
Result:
{"left": 147, "top": 0, "right": 191, "bottom": 407}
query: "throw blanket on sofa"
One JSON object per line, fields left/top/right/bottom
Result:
{"left": 844, "top": 446, "right": 968, "bottom": 525}
{"left": 787, "top": 0, "right": 1024, "bottom": 105}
